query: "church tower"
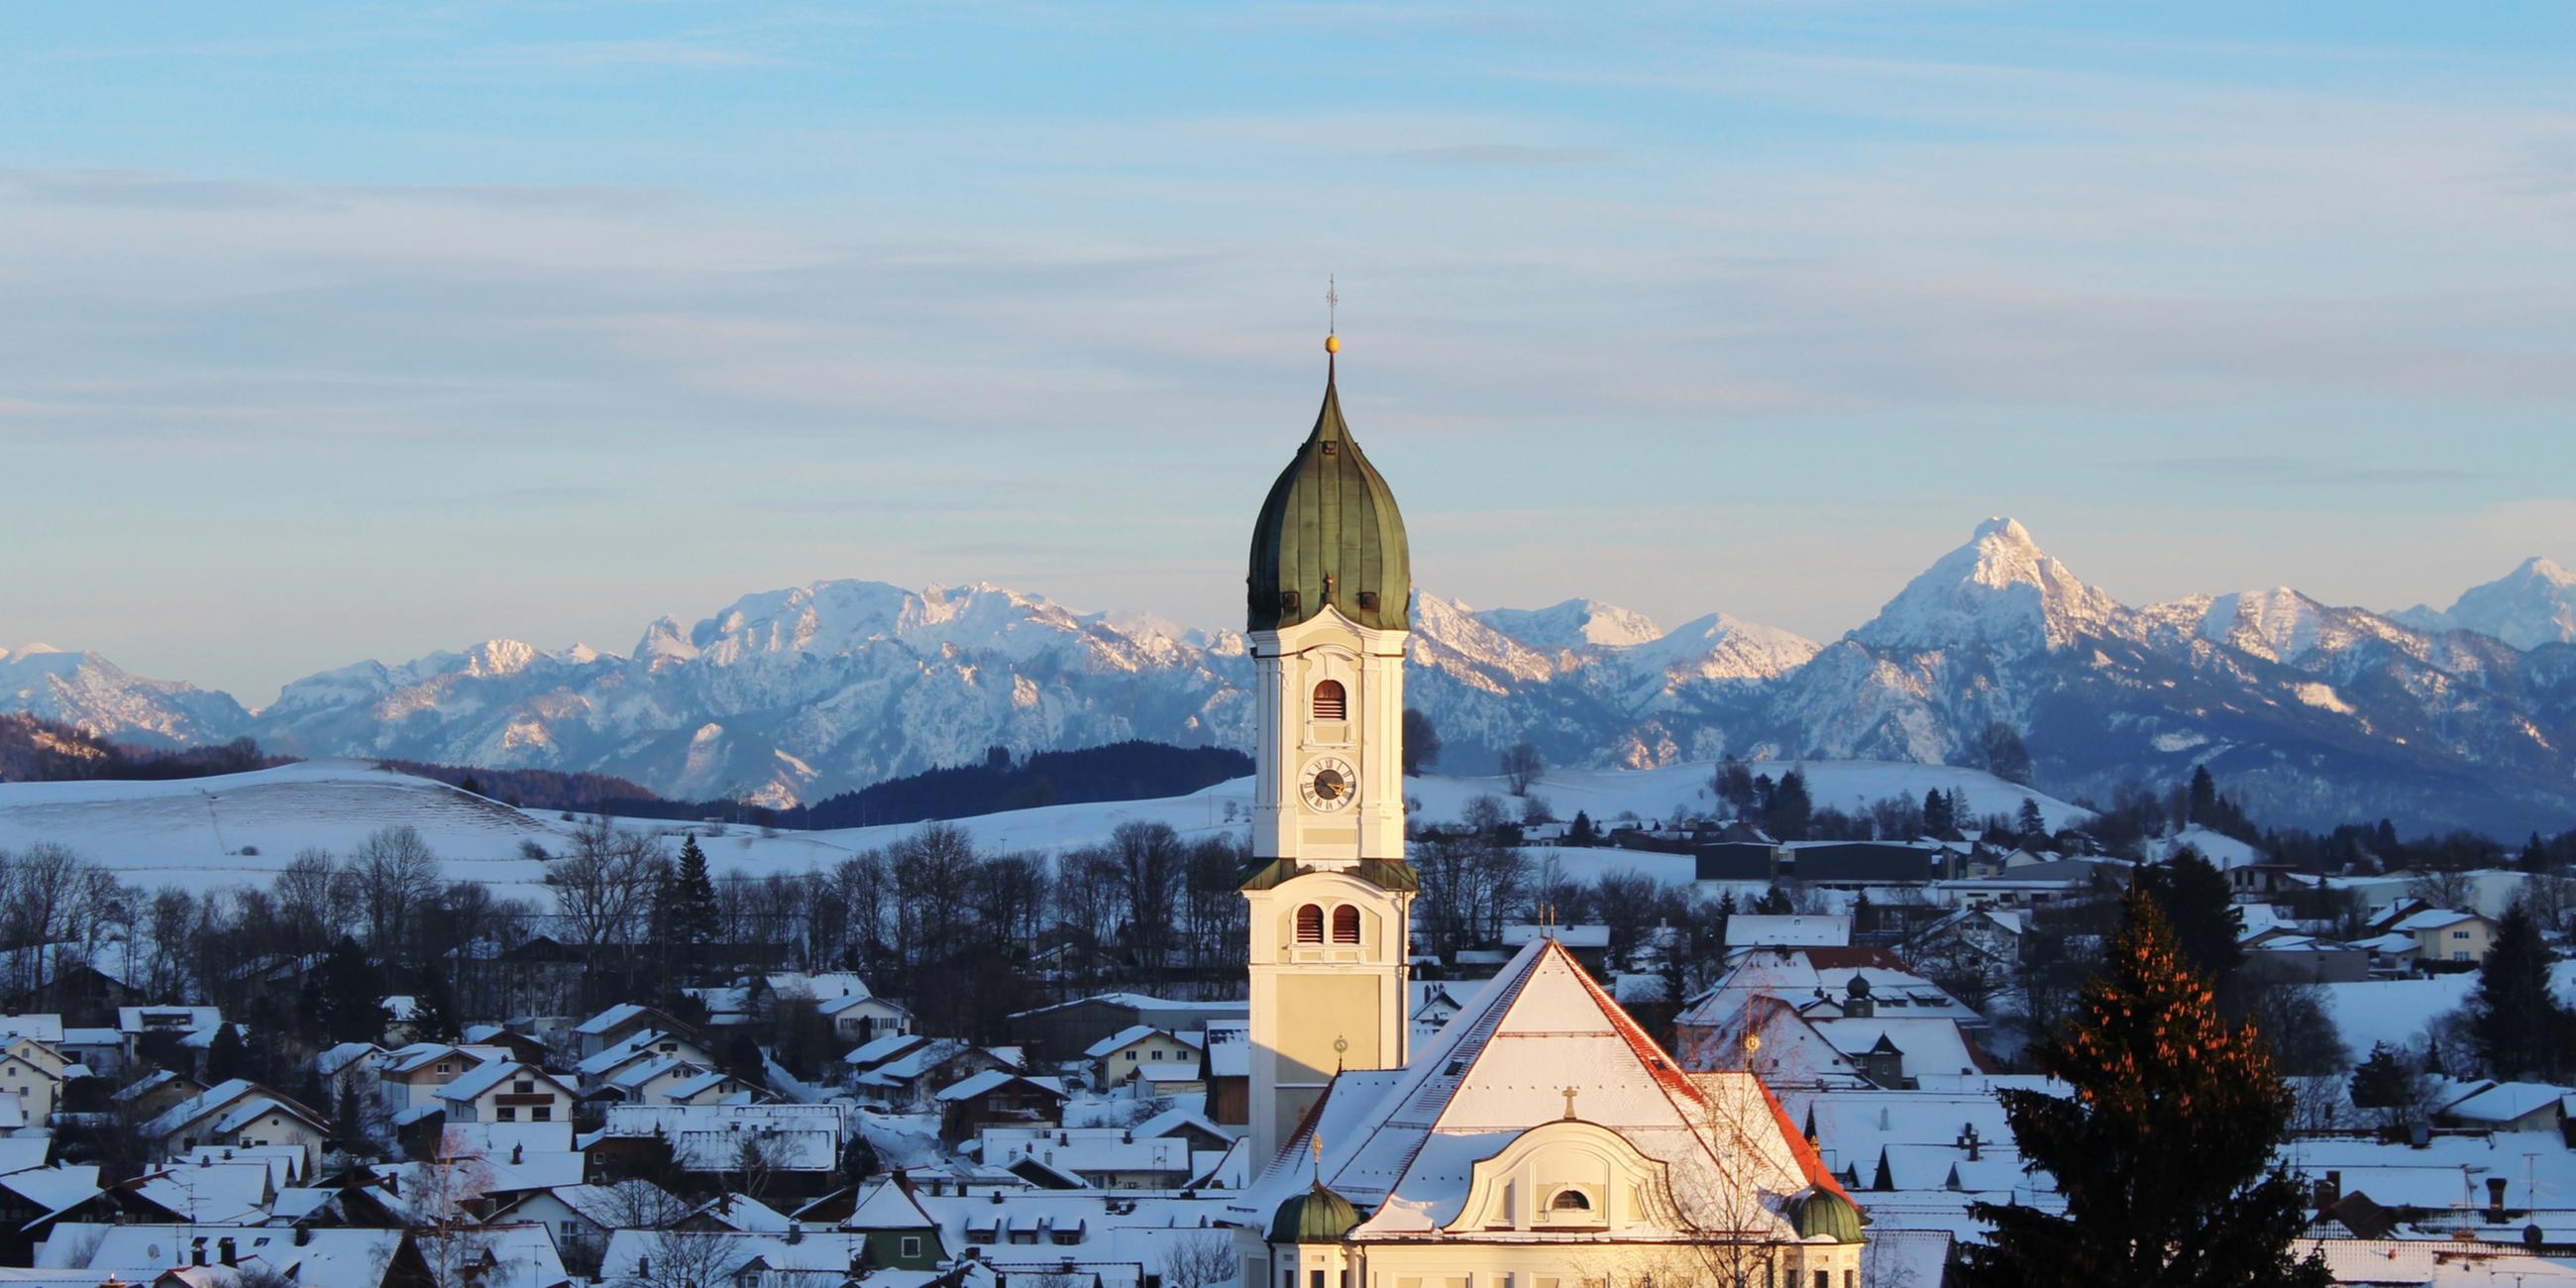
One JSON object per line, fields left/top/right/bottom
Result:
{"left": 1239, "top": 335, "right": 1419, "bottom": 1170}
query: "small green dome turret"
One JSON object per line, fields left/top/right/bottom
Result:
{"left": 1246, "top": 353, "right": 1411, "bottom": 634}
{"left": 1791, "top": 1188, "right": 1868, "bottom": 1243}
{"left": 1269, "top": 1183, "right": 1362, "bottom": 1243}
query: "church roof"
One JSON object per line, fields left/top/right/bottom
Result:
{"left": 1246, "top": 358, "right": 1410, "bottom": 633}
{"left": 1234, "top": 937, "right": 1838, "bottom": 1240}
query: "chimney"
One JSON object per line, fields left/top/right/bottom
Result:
{"left": 2487, "top": 1176, "right": 2509, "bottom": 1222}
{"left": 217, "top": 1237, "right": 236, "bottom": 1267}
{"left": 511, "top": 1143, "right": 523, "bottom": 1165}
{"left": 294, "top": 1226, "right": 311, "bottom": 1246}
{"left": 786, "top": 1222, "right": 803, "bottom": 1244}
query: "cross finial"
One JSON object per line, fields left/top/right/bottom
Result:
{"left": 1326, "top": 274, "right": 1339, "bottom": 335}
{"left": 1560, "top": 1086, "right": 1579, "bottom": 1121}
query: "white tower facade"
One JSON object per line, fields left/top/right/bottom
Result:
{"left": 1239, "top": 345, "right": 1418, "bottom": 1170}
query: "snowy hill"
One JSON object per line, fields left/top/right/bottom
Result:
{"left": 8, "top": 525, "right": 2575, "bottom": 830}
{"left": 0, "top": 757, "right": 2081, "bottom": 900}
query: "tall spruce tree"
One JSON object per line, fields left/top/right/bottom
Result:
{"left": 672, "top": 832, "right": 721, "bottom": 959}
{"left": 1965, "top": 884, "right": 2328, "bottom": 1288}
{"left": 2137, "top": 852, "right": 2244, "bottom": 984}
{"left": 2470, "top": 903, "right": 2570, "bottom": 1081}
{"left": 1925, "top": 789, "right": 1956, "bottom": 835}
{"left": 304, "top": 935, "right": 386, "bottom": 1045}
{"left": 2189, "top": 766, "right": 2218, "bottom": 825}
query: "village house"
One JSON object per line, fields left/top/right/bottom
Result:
{"left": 137, "top": 1079, "right": 329, "bottom": 1172}
{"left": 434, "top": 1061, "right": 577, "bottom": 1126}
{"left": 1083, "top": 1024, "right": 1205, "bottom": 1091}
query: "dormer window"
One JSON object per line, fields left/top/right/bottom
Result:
{"left": 1549, "top": 1189, "right": 1591, "bottom": 1213}
{"left": 1311, "top": 681, "right": 1346, "bottom": 721}
{"left": 1296, "top": 905, "right": 1325, "bottom": 944}
{"left": 1332, "top": 906, "right": 1361, "bottom": 945}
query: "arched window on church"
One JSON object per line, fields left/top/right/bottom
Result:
{"left": 1332, "top": 906, "right": 1361, "bottom": 944}
{"left": 1311, "top": 680, "right": 1346, "bottom": 721}
{"left": 1296, "top": 905, "right": 1325, "bottom": 944}
{"left": 1549, "top": 1189, "right": 1591, "bottom": 1212}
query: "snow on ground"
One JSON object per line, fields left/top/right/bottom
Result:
{"left": 2143, "top": 825, "right": 2265, "bottom": 870}
{"left": 2318, "top": 976, "right": 2473, "bottom": 1058}
{"left": 0, "top": 756, "right": 2085, "bottom": 902}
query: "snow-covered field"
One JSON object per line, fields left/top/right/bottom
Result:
{"left": 0, "top": 756, "right": 2086, "bottom": 901}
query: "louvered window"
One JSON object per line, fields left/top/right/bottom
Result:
{"left": 1296, "top": 905, "right": 1325, "bottom": 943}
{"left": 1312, "top": 681, "right": 1346, "bottom": 720}
{"left": 1332, "top": 906, "right": 1361, "bottom": 944}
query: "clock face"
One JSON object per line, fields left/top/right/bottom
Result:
{"left": 1300, "top": 756, "right": 1358, "bottom": 812}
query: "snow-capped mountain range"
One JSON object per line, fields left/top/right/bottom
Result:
{"left": 9, "top": 521, "right": 2576, "bottom": 832}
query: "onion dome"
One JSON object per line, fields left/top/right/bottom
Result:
{"left": 1268, "top": 1182, "right": 1362, "bottom": 1243}
{"left": 1790, "top": 1188, "right": 1868, "bottom": 1243}
{"left": 1246, "top": 341, "right": 1411, "bottom": 633}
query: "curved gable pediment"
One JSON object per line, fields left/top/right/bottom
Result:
{"left": 1445, "top": 1119, "right": 1679, "bottom": 1235}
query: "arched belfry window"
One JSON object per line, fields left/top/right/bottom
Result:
{"left": 1296, "top": 905, "right": 1325, "bottom": 944}
{"left": 1550, "top": 1189, "right": 1592, "bottom": 1212}
{"left": 1332, "top": 906, "right": 1361, "bottom": 944}
{"left": 1311, "top": 680, "right": 1346, "bottom": 721}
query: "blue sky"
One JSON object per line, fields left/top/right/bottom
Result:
{"left": 5, "top": 2, "right": 2574, "bottom": 703}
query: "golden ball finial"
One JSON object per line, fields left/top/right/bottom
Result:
{"left": 1325, "top": 334, "right": 1341, "bottom": 355}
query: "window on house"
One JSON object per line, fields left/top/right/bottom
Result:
{"left": 435, "top": 1063, "right": 452, "bottom": 1074}
{"left": 1815, "top": 1273, "right": 1829, "bottom": 1288}
{"left": 2452, "top": 929, "right": 2470, "bottom": 939}
{"left": 1550, "top": 1189, "right": 1591, "bottom": 1212}
{"left": 497, "top": 1107, "right": 517, "bottom": 1122}
{"left": 1312, "top": 681, "right": 1346, "bottom": 720}
{"left": 1312, "top": 1271, "right": 1327, "bottom": 1288}
{"left": 1296, "top": 905, "right": 1325, "bottom": 943}
{"left": 901, "top": 1235, "right": 920, "bottom": 1257}
{"left": 514, "top": 1080, "right": 534, "bottom": 1094}
{"left": 534, "top": 1106, "right": 553, "bottom": 1122}
{"left": 1332, "top": 906, "right": 1361, "bottom": 944}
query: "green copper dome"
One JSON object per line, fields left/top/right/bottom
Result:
{"left": 1246, "top": 365, "right": 1411, "bottom": 633}
{"left": 1791, "top": 1189, "right": 1868, "bottom": 1243}
{"left": 1269, "top": 1183, "right": 1362, "bottom": 1243}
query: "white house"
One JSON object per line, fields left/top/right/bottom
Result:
{"left": 433, "top": 1061, "right": 576, "bottom": 1126}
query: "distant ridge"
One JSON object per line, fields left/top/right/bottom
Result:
{"left": 8, "top": 526, "right": 2574, "bottom": 832}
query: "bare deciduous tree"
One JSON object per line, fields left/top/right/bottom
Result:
{"left": 1161, "top": 1232, "right": 1238, "bottom": 1288}
{"left": 354, "top": 826, "right": 442, "bottom": 963}
{"left": 546, "top": 819, "right": 664, "bottom": 1000}
{"left": 1502, "top": 741, "right": 1547, "bottom": 797}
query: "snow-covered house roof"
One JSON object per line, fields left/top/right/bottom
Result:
{"left": 2434, "top": 1080, "right": 2570, "bottom": 1126}
{"left": 1202, "top": 1020, "right": 1248, "bottom": 1079}
{"left": 843, "top": 1032, "right": 925, "bottom": 1068}
{"left": 2392, "top": 908, "right": 2486, "bottom": 933}
{"left": 845, "top": 1176, "right": 938, "bottom": 1230}
{"left": 0, "top": 1015, "right": 64, "bottom": 1043}
{"left": 1230, "top": 937, "right": 1841, "bottom": 1240}
{"left": 37, "top": 1224, "right": 405, "bottom": 1287}
{"left": 935, "top": 1069, "right": 1067, "bottom": 1104}
{"left": 117, "top": 1006, "right": 220, "bottom": 1034}
{"left": 314, "top": 1040, "right": 384, "bottom": 1078}
{"left": 574, "top": 1002, "right": 652, "bottom": 1034}
{"left": 438, "top": 1060, "right": 572, "bottom": 1107}
{"left": 1724, "top": 914, "right": 1852, "bottom": 949}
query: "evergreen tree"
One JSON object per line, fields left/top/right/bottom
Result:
{"left": 1568, "top": 810, "right": 1595, "bottom": 845}
{"left": 1766, "top": 770, "right": 1813, "bottom": 841}
{"left": 2136, "top": 852, "right": 2244, "bottom": 984}
{"left": 2470, "top": 903, "right": 2571, "bottom": 1081}
{"left": 1924, "top": 790, "right": 1956, "bottom": 835}
{"left": 672, "top": 833, "right": 721, "bottom": 962}
{"left": 2519, "top": 833, "right": 2549, "bottom": 873}
{"left": 1755, "top": 886, "right": 1794, "bottom": 915}
{"left": 2189, "top": 766, "right": 2218, "bottom": 826}
{"left": 840, "top": 1129, "right": 883, "bottom": 1183}
{"left": 204, "top": 1023, "right": 247, "bottom": 1083}
{"left": 307, "top": 936, "right": 386, "bottom": 1044}
{"left": 1964, "top": 885, "right": 2329, "bottom": 1288}
{"left": 410, "top": 972, "right": 460, "bottom": 1043}
{"left": 2347, "top": 1043, "right": 2419, "bottom": 1113}
{"left": 2018, "top": 797, "right": 2048, "bottom": 841}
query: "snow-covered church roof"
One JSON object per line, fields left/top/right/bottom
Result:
{"left": 1231, "top": 937, "right": 1844, "bottom": 1241}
